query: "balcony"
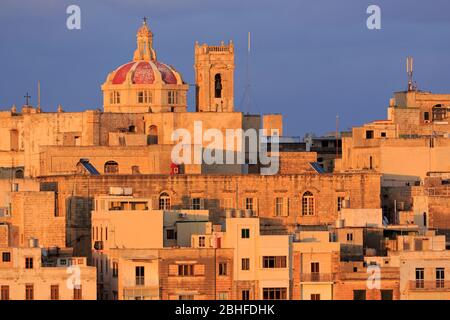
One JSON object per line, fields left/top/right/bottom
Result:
{"left": 300, "top": 273, "right": 335, "bottom": 283}
{"left": 409, "top": 280, "right": 450, "bottom": 291}
{"left": 123, "top": 286, "right": 159, "bottom": 300}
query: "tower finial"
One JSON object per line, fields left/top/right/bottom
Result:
{"left": 133, "top": 18, "right": 156, "bottom": 61}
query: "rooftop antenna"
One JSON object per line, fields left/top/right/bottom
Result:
{"left": 240, "top": 31, "right": 256, "bottom": 114}
{"left": 406, "top": 56, "right": 416, "bottom": 91}
{"left": 37, "top": 80, "right": 41, "bottom": 108}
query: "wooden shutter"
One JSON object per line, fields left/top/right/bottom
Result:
{"left": 168, "top": 264, "right": 178, "bottom": 276}
{"left": 283, "top": 197, "right": 289, "bottom": 216}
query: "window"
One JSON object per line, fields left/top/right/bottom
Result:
{"left": 168, "top": 91, "right": 179, "bottom": 105}
{"left": 136, "top": 266, "right": 145, "bottom": 285}
{"left": 166, "top": 229, "right": 176, "bottom": 240}
{"left": 241, "top": 290, "right": 250, "bottom": 300}
{"left": 347, "top": 233, "right": 353, "bottom": 242}
{"left": 15, "top": 169, "right": 24, "bottom": 179}
{"left": 112, "top": 262, "right": 119, "bottom": 278}
{"left": 337, "top": 196, "right": 345, "bottom": 212}
{"left": 380, "top": 132, "right": 386, "bottom": 138}
{"left": 353, "top": 290, "right": 366, "bottom": 300}
{"left": 198, "top": 236, "right": 206, "bottom": 248}
{"left": 241, "top": 228, "right": 250, "bottom": 239}
{"left": 179, "top": 295, "right": 194, "bottom": 300}
{"left": 423, "top": 212, "right": 427, "bottom": 227}
{"left": 245, "top": 198, "right": 254, "bottom": 211}
{"left": 424, "top": 111, "right": 430, "bottom": 121}
{"left": 1, "top": 286, "right": 9, "bottom": 300}
{"left": 192, "top": 198, "right": 201, "bottom": 210}
{"left": 262, "top": 288, "right": 287, "bottom": 300}
{"left": 365, "top": 130, "right": 374, "bottom": 139}
{"left": 436, "top": 268, "right": 445, "bottom": 289}
{"left": 381, "top": 290, "right": 393, "bottom": 300}
{"left": 214, "top": 73, "right": 222, "bottom": 98}
{"left": 311, "top": 262, "right": 320, "bottom": 281}
{"left": 51, "top": 285, "right": 59, "bottom": 300}
{"left": 241, "top": 258, "right": 250, "bottom": 271}
{"left": 274, "top": 197, "right": 288, "bottom": 216}
{"left": 275, "top": 197, "right": 283, "bottom": 216}
{"left": 2, "top": 252, "right": 10, "bottom": 262}
{"left": 218, "top": 263, "right": 228, "bottom": 276}
{"left": 433, "top": 104, "right": 446, "bottom": 121}
{"left": 148, "top": 125, "right": 158, "bottom": 145}
{"left": 110, "top": 91, "right": 120, "bottom": 104}
{"left": 25, "top": 257, "right": 33, "bottom": 269}
{"left": 415, "top": 268, "right": 424, "bottom": 289}
{"left": 73, "top": 286, "right": 82, "bottom": 300}
{"left": 311, "top": 294, "right": 321, "bottom": 301}
{"left": 218, "top": 292, "right": 229, "bottom": 300}
{"left": 302, "top": 191, "right": 315, "bottom": 216}
{"left": 104, "top": 161, "right": 119, "bottom": 174}
{"left": 159, "top": 192, "right": 171, "bottom": 210}
{"left": 25, "top": 284, "right": 34, "bottom": 300}
{"left": 262, "top": 256, "right": 287, "bottom": 269}
{"left": 369, "top": 156, "right": 373, "bottom": 170}
{"left": 178, "top": 264, "right": 194, "bottom": 277}
{"left": 137, "top": 91, "right": 152, "bottom": 104}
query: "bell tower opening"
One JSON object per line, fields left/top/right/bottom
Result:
{"left": 194, "top": 41, "right": 234, "bottom": 112}
{"left": 215, "top": 74, "right": 222, "bottom": 98}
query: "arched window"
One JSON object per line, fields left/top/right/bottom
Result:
{"left": 148, "top": 125, "right": 158, "bottom": 145}
{"left": 302, "top": 191, "right": 315, "bottom": 216}
{"left": 214, "top": 73, "right": 222, "bottom": 98}
{"left": 159, "top": 192, "right": 171, "bottom": 210}
{"left": 104, "top": 161, "right": 119, "bottom": 174}
{"left": 15, "top": 169, "right": 24, "bottom": 179}
{"left": 432, "top": 104, "right": 446, "bottom": 121}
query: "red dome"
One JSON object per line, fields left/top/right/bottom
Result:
{"left": 111, "top": 61, "right": 180, "bottom": 85}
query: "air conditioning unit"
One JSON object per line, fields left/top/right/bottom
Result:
{"left": 58, "top": 258, "right": 67, "bottom": 266}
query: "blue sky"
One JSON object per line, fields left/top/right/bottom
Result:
{"left": 1, "top": 0, "right": 449, "bottom": 136}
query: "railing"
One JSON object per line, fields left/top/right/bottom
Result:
{"left": 206, "top": 45, "right": 231, "bottom": 53}
{"left": 408, "top": 280, "right": 450, "bottom": 291}
{"left": 123, "top": 286, "right": 159, "bottom": 300}
{"left": 300, "top": 273, "right": 335, "bottom": 282}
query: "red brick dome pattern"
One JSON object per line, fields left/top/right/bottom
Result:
{"left": 111, "top": 61, "right": 181, "bottom": 85}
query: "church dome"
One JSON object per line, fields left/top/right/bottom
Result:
{"left": 110, "top": 60, "right": 182, "bottom": 85}
{"left": 101, "top": 19, "right": 189, "bottom": 113}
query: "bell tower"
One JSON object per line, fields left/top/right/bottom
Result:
{"left": 194, "top": 41, "right": 234, "bottom": 112}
